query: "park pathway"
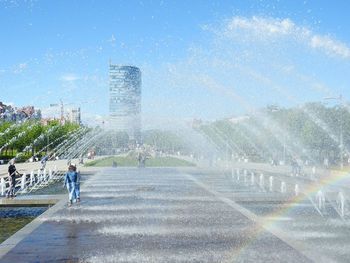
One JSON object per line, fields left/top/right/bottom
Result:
{"left": 0, "top": 168, "right": 313, "bottom": 262}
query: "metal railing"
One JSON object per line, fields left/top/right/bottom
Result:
{"left": 0, "top": 165, "right": 65, "bottom": 196}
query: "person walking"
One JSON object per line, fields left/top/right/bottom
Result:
{"left": 40, "top": 154, "right": 49, "bottom": 170}
{"left": 7, "top": 159, "right": 20, "bottom": 198}
{"left": 63, "top": 165, "right": 77, "bottom": 206}
{"left": 72, "top": 164, "right": 81, "bottom": 202}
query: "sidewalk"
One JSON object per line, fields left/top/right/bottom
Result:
{"left": 0, "top": 168, "right": 313, "bottom": 262}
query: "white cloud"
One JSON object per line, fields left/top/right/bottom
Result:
{"left": 228, "top": 16, "right": 296, "bottom": 36}
{"left": 60, "top": 73, "right": 80, "bottom": 82}
{"left": 13, "top": 62, "right": 28, "bottom": 73}
{"left": 221, "top": 16, "right": 350, "bottom": 60}
{"left": 310, "top": 35, "right": 350, "bottom": 59}
{"left": 19, "top": 63, "right": 27, "bottom": 69}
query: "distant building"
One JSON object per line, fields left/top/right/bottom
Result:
{"left": 109, "top": 64, "right": 141, "bottom": 142}
{"left": 68, "top": 107, "right": 81, "bottom": 124}
{"left": 0, "top": 101, "right": 41, "bottom": 122}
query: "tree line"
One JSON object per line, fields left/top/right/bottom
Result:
{"left": 0, "top": 120, "right": 80, "bottom": 162}
{"left": 197, "top": 102, "right": 350, "bottom": 166}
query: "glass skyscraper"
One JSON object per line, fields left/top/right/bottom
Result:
{"left": 109, "top": 64, "right": 141, "bottom": 141}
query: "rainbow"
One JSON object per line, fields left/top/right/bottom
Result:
{"left": 229, "top": 168, "right": 350, "bottom": 261}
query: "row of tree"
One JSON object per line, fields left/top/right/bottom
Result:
{"left": 92, "top": 129, "right": 192, "bottom": 156}
{"left": 0, "top": 120, "right": 80, "bottom": 162}
{"left": 143, "top": 130, "right": 191, "bottom": 154}
{"left": 197, "top": 102, "right": 350, "bottom": 165}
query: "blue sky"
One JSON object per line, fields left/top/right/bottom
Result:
{"left": 1, "top": 0, "right": 350, "bottom": 125}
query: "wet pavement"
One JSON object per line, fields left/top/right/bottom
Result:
{"left": 0, "top": 168, "right": 315, "bottom": 262}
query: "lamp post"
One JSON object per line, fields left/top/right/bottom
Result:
{"left": 324, "top": 95, "right": 343, "bottom": 169}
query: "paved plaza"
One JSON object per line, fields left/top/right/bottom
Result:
{"left": 0, "top": 167, "right": 324, "bottom": 263}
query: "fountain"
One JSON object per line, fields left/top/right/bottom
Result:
{"left": 280, "top": 181, "right": 286, "bottom": 193}
{"left": 235, "top": 168, "right": 240, "bottom": 181}
{"left": 259, "top": 173, "right": 264, "bottom": 189}
{"left": 337, "top": 192, "right": 345, "bottom": 217}
{"left": 1, "top": 6, "right": 350, "bottom": 262}
{"left": 43, "top": 169, "right": 47, "bottom": 182}
{"left": 294, "top": 184, "right": 299, "bottom": 196}
{"left": 269, "top": 176, "right": 273, "bottom": 192}
{"left": 311, "top": 166, "right": 316, "bottom": 180}
{"left": 63, "top": 128, "right": 103, "bottom": 162}
{"left": 49, "top": 169, "right": 53, "bottom": 180}
{"left": 316, "top": 190, "right": 325, "bottom": 211}
{"left": 1, "top": 177, "right": 5, "bottom": 196}
{"left": 20, "top": 173, "right": 27, "bottom": 192}
{"left": 51, "top": 127, "right": 88, "bottom": 158}
{"left": 250, "top": 172, "right": 255, "bottom": 186}
{"left": 37, "top": 169, "right": 41, "bottom": 183}
{"left": 0, "top": 123, "right": 36, "bottom": 152}
{"left": 30, "top": 171, "right": 34, "bottom": 186}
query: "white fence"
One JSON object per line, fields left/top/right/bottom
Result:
{"left": 0, "top": 165, "right": 65, "bottom": 196}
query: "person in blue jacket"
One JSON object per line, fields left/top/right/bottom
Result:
{"left": 40, "top": 154, "right": 49, "bottom": 170}
{"left": 64, "top": 164, "right": 77, "bottom": 206}
{"left": 72, "top": 164, "right": 81, "bottom": 202}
